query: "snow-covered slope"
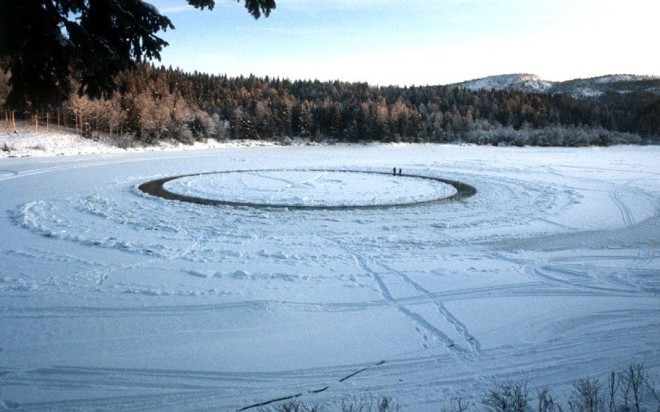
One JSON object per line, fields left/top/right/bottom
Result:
{"left": 554, "top": 74, "right": 660, "bottom": 98}
{"left": 454, "top": 73, "right": 554, "bottom": 93}
{"left": 452, "top": 73, "right": 660, "bottom": 98}
{"left": 0, "top": 125, "right": 281, "bottom": 158}
{"left": 592, "top": 74, "right": 656, "bottom": 83}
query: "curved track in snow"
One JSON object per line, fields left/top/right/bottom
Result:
{"left": 138, "top": 169, "right": 475, "bottom": 210}
{"left": 0, "top": 145, "right": 658, "bottom": 411}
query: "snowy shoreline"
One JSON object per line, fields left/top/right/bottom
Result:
{"left": 1, "top": 127, "right": 294, "bottom": 158}
{"left": 3, "top": 127, "right": 658, "bottom": 160}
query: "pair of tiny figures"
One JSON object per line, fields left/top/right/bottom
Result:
{"left": 393, "top": 167, "right": 402, "bottom": 176}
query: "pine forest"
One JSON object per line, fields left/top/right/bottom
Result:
{"left": 2, "top": 64, "right": 658, "bottom": 147}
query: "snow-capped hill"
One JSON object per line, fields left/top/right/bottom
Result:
{"left": 555, "top": 74, "right": 660, "bottom": 98}
{"left": 452, "top": 73, "right": 660, "bottom": 98}
{"left": 454, "top": 74, "right": 554, "bottom": 93}
{"left": 592, "top": 74, "right": 658, "bottom": 84}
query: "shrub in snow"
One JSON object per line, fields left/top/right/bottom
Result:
{"left": 2, "top": 142, "right": 14, "bottom": 153}
{"left": 272, "top": 395, "right": 399, "bottom": 412}
{"left": 481, "top": 380, "right": 529, "bottom": 411}
{"left": 568, "top": 378, "right": 604, "bottom": 412}
{"left": 264, "top": 365, "right": 658, "bottom": 412}
{"left": 338, "top": 395, "right": 399, "bottom": 412}
{"left": 536, "top": 386, "right": 559, "bottom": 412}
{"left": 272, "top": 400, "right": 322, "bottom": 412}
{"left": 440, "top": 397, "right": 472, "bottom": 412}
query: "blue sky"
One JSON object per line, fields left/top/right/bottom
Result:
{"left": 149, "top": 0, "right": 659, "bottom": 86}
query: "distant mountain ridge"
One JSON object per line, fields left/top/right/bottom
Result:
{"left": 452, "top": 73, "right": 660, "bottom": 98}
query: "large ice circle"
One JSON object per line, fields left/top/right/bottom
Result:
{"left": 141, "top": 169, "right": 470, "bottom": 209}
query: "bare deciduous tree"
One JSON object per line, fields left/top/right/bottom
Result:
{"left": 569, "top": 378, "right": 604, "bottom": 412}
{"left": 537, "top": 386, "right": 560, "bottom": 412}
{"left": 607, "top": 371, "right": 618, "bottom": 412}
{"left": 620, "top": 364, "right": 646, "bottom": 412}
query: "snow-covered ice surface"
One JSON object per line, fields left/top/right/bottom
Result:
{"left": 163, "top": 170, "right": 457, "bottom": 207}
{"left": 0, "top": 141, "right": 659, "bottom": 410}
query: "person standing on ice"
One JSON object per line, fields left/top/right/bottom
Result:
{"left": 398, "top": 168, "right": 402, "bottom": 176}
{"left": 393, "top": 167, "right": 397, "bottom": 176}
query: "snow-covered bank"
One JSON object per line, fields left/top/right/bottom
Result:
{"left": 1, "top": 127, "right": 285, "bottom": 158}
{"left": 0, "top": 139, "right": 658, "bottom": 410}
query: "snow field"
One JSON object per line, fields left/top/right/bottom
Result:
{"left": 0, "top": 143, "right": 658, "bottom": 410}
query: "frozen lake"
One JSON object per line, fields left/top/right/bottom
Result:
{"left": 160, "top": 169, "right": 459, "bottom": 208}
{"left": 0, "top": 144, "right": 658, "bottom": 410}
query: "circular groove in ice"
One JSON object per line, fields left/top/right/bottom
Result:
{"left": 139, "top": 169, "right": 476, "bottom": 210}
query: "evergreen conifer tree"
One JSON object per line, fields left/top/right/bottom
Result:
{"left": 0, "top": 0, "right": 276, "bottom": 110}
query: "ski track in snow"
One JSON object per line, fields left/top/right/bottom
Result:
{"left": 0, "top": 145, "right": 659, "bottom": 411}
